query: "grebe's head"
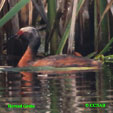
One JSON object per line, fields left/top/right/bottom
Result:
{"left": 17, "top": 27, "right": 39, "bottom": 41}
{"left": 17, "top": 26, "right": 41, "bottom": 54}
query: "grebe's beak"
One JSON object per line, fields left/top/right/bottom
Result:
{"left": 8, "top": 34, "right": 18, "bottom": 40}
{"left": 8, "top": 30, "right": 24, "bottom": 40}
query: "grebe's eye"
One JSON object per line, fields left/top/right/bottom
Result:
{"left": 17, "top": 30, "right": 24, "bottom": 36}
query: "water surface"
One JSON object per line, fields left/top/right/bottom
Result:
{"left": 0, "top": 57, "right": 113, "bottom": 113}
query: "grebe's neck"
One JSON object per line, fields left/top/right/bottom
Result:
{"left": 18, "top": 37, "right": 40, "bottom": 67}
{"left": 18, "top": 46, "right": 34, "bottom": 67}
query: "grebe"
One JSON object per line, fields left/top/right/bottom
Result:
{"left": 15, "top": 27, "right": 100, "bottom": 68}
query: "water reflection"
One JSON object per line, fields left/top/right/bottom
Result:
{"left": 0, "top": 64, "right": 113, "bottom": 113}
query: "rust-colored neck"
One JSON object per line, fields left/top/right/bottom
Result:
{"left": 18, "top": 46, "right": 33, "bottom": 67}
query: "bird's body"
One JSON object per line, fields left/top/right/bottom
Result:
{"left": 16, "top": 27, "right": 101, "bottom": 69}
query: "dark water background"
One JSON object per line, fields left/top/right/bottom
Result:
{"left": 0, "top": 56, "right": 113, "bottom": 113}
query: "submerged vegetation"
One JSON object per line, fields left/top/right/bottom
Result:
{"left": 0, "top": 0, "right": 113, "bottom": 66}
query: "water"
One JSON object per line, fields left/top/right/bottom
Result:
{"left": 0, "top": 57, "right": 113, "bottom": 113}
